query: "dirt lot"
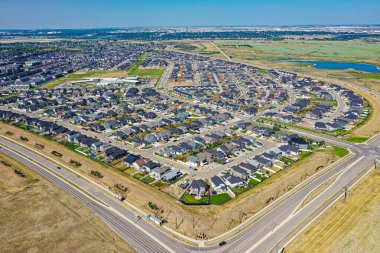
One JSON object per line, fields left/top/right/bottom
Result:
{"left": 0, "top": 152, "right": 136, "bottom": 253}
{"left": 0, "top": 123, "right": 339, "bottom": 239}
{"left": 285, "top": 170, "right": 380, "bottom": 253}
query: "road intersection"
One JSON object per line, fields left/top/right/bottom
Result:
{"left": 1, "top": 119, "right": 379, "bottom": 253}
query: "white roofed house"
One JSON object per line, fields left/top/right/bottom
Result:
{"left": 210, "top": 176, "right": 227, "bottom": 192}
{"left": 150, "top": 167, "right": 170, "bottom": 180}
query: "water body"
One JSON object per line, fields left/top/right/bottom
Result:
{"left": 287, "top": 60, "right": 380, "bottom": 73}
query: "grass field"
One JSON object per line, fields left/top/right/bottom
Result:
{"left": 332, "top": 145, "right": 350, "bottom": 158}
{"left": 216, "top": 40, "right": 380, "bottom": 64}
{"left": 39, "top": 69, "right": 128, "bottom": 89}
{"left": 285, "top": 170, "right": 380, "bottom": 253}
{"left": 40, "top": 53, "right": 165, "bottom": 89}
{"left": 345, "top": 137, "right": 369, "bottom": 143}
{"left": 210, "top": 193, "right": 232, "bottom": 205}
{"left": 0, "top": 152, "right": 136, "bottom": 253}
{"left": 174, "top": 41, "right": 221, "bottom": 56}
{"left": 182, "top": 194, "right": 209, "bottom": 204}
{"left": 127, "top": 53, "right": 165, "bottom": 79}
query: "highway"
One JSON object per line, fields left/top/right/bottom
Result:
{"left": 1, "top": 125, "right": 379, "bottom": 253}
{"left": 0, "top": 138, "right": 183, "bottom": 253}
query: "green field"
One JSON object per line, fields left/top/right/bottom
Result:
{"left": 174, "top": 42, "right": 221, "bottom": 56}
{"left": 182, "top": 194, "right": 209, "bottom": 204}
{"left": 210, "top": 193, "right": 231, "bottom": 205}
{"left": 127, "top": 53, "right": 165, "bottom": 79}
{"left": 216, "top": 40, "right": 380, "bottom": 64}
{"left": 248, "top": 178, "right": 261, "bottom": 187}
{"left": 133, "top": 172, "right": 145, "bottom": 180}
{"left": 353, "top": 73, "right": 380, "bottom": 80}
{"left": 39, "top": 70, "right": 126, "bottom": 89}
{"left": 332, "top": 146, "right": 350, "bottom": 158}
{"left": 345, "top": 137, "right": 369, "bottom": 143}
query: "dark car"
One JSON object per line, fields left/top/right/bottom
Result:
{"left": 57, "top": 166, "right": 61, "bottom": 169}
{"left": 219, "top": 241, "right": 227, "bottom": 246}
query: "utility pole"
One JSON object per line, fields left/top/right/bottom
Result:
{"left": 344, "top": 185, "right": 349, "bottom": 203}
{"left": 275, "top": 242, "right": 281, "bottom": 253}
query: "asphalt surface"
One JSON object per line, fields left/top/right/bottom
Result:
{"left": 1, "top": 128, "right": 379, "bottom": 253}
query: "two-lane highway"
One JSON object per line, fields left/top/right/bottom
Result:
{"left": 0, "top": 138, "right": 182, "bottom": 253}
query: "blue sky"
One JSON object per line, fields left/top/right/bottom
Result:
{"left": 0, "top": 0, "right": 379, "bottom": 29}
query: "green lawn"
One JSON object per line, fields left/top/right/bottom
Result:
{"left": 0, "top": 93, "right": 17, "bottom": 100}
{"left": 255, "top": 173, "right": 267, "bottom": 182}
{"left": 232, "top": 186, "right": 249, "bottom": 195}
{"left": 142, "top": 176, "right": 155, "bottom": 184}
{"left": 133, "top": 172, "right": 145, "bottom": 180}
{"left": 182, "top": 194, "right": 209, "bottom": 204}
{"left": 39, "top": 70, "right": 125, "bottom": 89}
{"left": 248, "top": 178, "right": 261, "bottom": 187}
{"left": 300, "top": 151, "right": 312, "bottom": 158}
{"left": 281, "top": 156, "right": 293, "bottom": 165}
{"left": 127, "top": 53, "right": 165, "bottom": 80}
{"left": 345, "top": 137, "right": 369, "bottom": 143}
{"left": 332, "top": 146, "right": 350, "bottom": 158}
{"left": 210, "top": 193, "right": 231, "bottom": 205}
{"left": 154, "top": 181, "right": 165, "bottom": 188}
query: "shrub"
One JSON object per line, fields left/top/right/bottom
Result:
{"left": 148, "top": 201, "right": 159, "bottom": 210}
{"left": 69, "top": 159, "right": 82, "bottom": 167}
{"left": 51, "top": 151, "right": 63, "bottom": 157}
{"left": 35, "top": 143, "right": 45, "bottom": 149}
{"left": 91, "top": 170, "right": 103, "bottom": 178}
{"left": 20, "top": 136, "right": 29, "bottom": 142}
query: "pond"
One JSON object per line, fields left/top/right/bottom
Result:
{"left": 287, "top": 60, "right": 380, "bottom": 73}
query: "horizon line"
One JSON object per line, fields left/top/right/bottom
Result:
{"left": 1, "top": 24, "right": 380, "bottom": 31}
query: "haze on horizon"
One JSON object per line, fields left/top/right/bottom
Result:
{"left": 0, "top": 0, "right": 379, "bottom": 29}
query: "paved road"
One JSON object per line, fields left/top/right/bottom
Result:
{"left": 0, "top": 138, "right": 183, "bottom": 253}
{"left": 1, "top": 127, "right": 379, "bottom": 253}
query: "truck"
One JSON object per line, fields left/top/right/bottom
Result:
{"left": 181, "top": 178, "right": 189, "bottom": 189}
{"left": 146, "top": 214, "right": 163, "bottom": 226}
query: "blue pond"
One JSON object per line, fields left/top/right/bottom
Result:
{"left": 288, "top": 60, "right": 380, "bottom": 73}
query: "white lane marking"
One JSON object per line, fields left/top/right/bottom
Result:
{"left": 0, "top": 142, "right": 176, "bottom": 253}
{"left": 246, "top": 155, "right": 366, "bottom": 253}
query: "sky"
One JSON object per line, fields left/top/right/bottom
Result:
{"left": 0, "top": 0, "right": 379, "bottom": 29}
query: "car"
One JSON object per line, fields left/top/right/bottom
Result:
{"left": 57, "top": 166, "right": 61, "bottom": 169}
{"left": 134, "top": 214, "right": 141, "bottom": 220}
{"left": 219, "top": 241, "right": 227, "bottom": 246}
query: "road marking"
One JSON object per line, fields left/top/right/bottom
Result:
{"left": 245, "top": 155, "right": 366, "bottom": 253}
{"left": 0, "top": 141, "right": 176, "bottom": 253}
{"left": 282, "top": 159, "right": 375, "bottom": 251}
{"left": 292, "top": 155, "right": 365, "bottom": 214}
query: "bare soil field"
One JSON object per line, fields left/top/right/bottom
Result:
{"left": 0, "top": 152, "right": 136, "bottom": 253}
{"left": 0, "top": 123, "right": 339, "bottom": 239}
{"left": 285, "top": 170, "right": 380, "bottom": 253}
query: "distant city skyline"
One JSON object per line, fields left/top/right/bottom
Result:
{"left": 1, "top": 0, "right": 379, "bottom": 29}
